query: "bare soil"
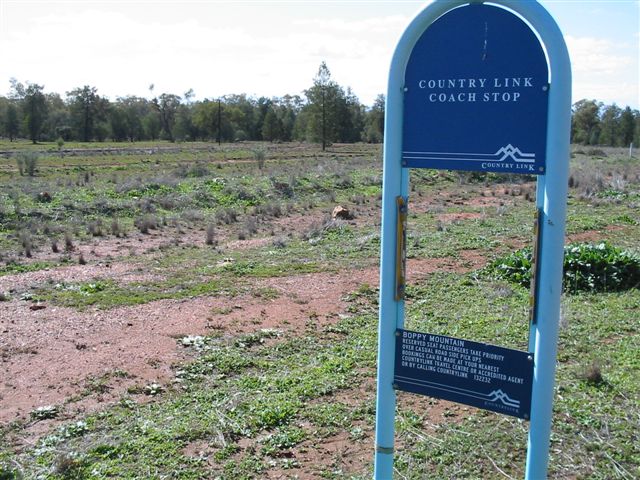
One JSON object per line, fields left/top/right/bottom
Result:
{"left": 0, "top": 188, "right": 513, "bottom": 430}
{"left": 1, "top": 251, "right": 484, "bottom": 427}
{"left": 0, "top": 187, "right": 509, "bottom": 476}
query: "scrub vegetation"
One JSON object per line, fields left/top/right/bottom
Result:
{"left": 0, "top": 141, "right": 638, "bottom": 479}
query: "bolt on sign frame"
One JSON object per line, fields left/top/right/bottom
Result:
{"left": 374, "top": 1, "right": 571, "bottom": 478}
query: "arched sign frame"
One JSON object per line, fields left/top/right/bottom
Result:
{"left": 375, "top": 1, "right": 571, "bottom": 478}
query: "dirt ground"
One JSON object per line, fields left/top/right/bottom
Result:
{"left": 0, "top": 251, "right": 483, "bottom": 425}
{"left": 0, "top": 192, "right": 491, "bottom": 477}
{"left": 0, "top": 186, "right": 515, "bottom": 422}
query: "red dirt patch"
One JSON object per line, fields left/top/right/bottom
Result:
{"left": 0, "top": 252, "right": 484, "bottom": 428}
{"left": 437, "top": 212, "right": 483, "bottom": 223}
{"left": 566, "top": 225, "right": 624, "bottom": 244}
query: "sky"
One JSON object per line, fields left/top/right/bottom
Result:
{"left": 0, "top": 0, "right": 638, "bottom": 108}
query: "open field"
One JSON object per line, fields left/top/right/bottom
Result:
{"left": 0, "top": 142, "right": 638, "bottom": 479}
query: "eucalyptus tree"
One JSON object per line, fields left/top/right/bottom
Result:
{"left": 261, "top": 107, "right": 282, "bottom": 141}
{"left": 224, "top": 94, "right": 258, "bottom": 139}
{"left": 23, "top": 83, "right": 48, "bottom": 143}
{"left": 193, "top": 99, "right": 235, "bottom": 141}
{"left": 113, "top": 96, "right": 147, "bottom": 141}
{"left": 364, "top": 94, "right": 385, "bottom": 143}
{"left": 276, "top": 94, "right": 302, "bottom": 142}
{"left": 67, "top": 86, "right": 108, "bottom": 142}
{"left": 1, "top": 99, "right": 20, "bottom": 141}
{"left": 571, "top": 99, "right": 602, "bottom": 145}
{"left": 45, "top": 92, "right": 70, "bottom": 141}
{"left": 341, "top": 87, "right": 365, "bottom": 143}
{"left": 152, "top": 93, "right": 181, "bottom": 142}
{"left": 618, "top": 106, "right": 636, "bottom": 147}
{"left": 599, "top": 103, "right": 621, "bottom": 146}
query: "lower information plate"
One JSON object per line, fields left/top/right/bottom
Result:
{"left": 394, "top": 329, "right": 534, "bottom": 419}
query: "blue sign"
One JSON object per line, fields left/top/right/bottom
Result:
{"left": 402, "top": 4, "right": 549, "bottom": 174}
{"left": 394, "top": 329, "right": 534, "bottom": 419}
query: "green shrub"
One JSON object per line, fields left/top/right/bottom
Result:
{"left": 253, "top": 147, "right": 266, "bottom": 170}
{"left": 205, "top": 223, "right": 216, "bottom": 245}
{"left": 488, "top": 242, "right": 640, "bottom": 293}
{"left": 15, "top": 151, "right": 39, "bottom": 176}
{"left": 134, "top": 214, "right": 159, "bottom": 233}
{"left": 19, "top": 230, "right": 33, "bottom": 257}
{"left": 488, "top": 247, "right": 533, "bottom": 288}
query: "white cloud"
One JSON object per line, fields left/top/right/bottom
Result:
{"left": 0, "top": 4, "right": 411, "bottom": 105}
{"left": 0, "top": 2, "right": 409, "bottom": 103}
{"left": 1, "top": 3, "right": 637, "bottom": 108}
{"left": 565, "top": 35, "right": 639, "bottom": 107}
{"left": 294, "top": 14, "right": 410, "bottom": 34}
{"left": 566, "top": 35, "right": 634, "bottom": 75}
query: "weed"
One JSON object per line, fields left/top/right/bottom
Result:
{"left": 205, "top": 224, "right": 217, "bottom": 246}
{"left": 30, "top": 405, "right": 59, "bottom": 420}
{"left": 144, "top": 383, "right": 164, "bottom": 396}
{"left": 216, "top": 208, "right": 239, "bottom": 225}
{"left": 488, "top": 242, "right": 640, "bottom": 293}
{"left": 139, "top": 197, "right": 156, "bottom": 214}
{"left": 36, "top": 191, "right": 53, "bottom": 203}
{"left": 53, "top": 452, "right": 87, "bottom": 477}
{"left": 134, "top": 214, "right": 158, "bottom": 234}
{"left": 582, "top": 361, "right": 605, "bottom": 387}
{"left": 19, "top": 230, "right": 32, "bottom": 257}
{"left": 64, "top": 232, "right": 74, "bottom": 252}
{"left": 188, "top": 162, "right": 210, "bottom": 178}
{"left": 586, "top": 148, "right": 607, "bottom": 157}
{"left": 272, "top": 179, "right": 294, "bottom": 198}
{"left": 253, "top": 147, "right": 267, "bottom": 170}
{"left": 87, "top": 220, "right": 103, "bottom": 237}
{"left": 243, "top": 216, "right": 258, "bottom": 236}
{"left": 272, "top": 237, "right": 287, "bottom": 249}
{"left": 110, "top": 217, "right": 124, "bottom": 237}
{"left": 15, "top": 151, "right": 39, "bottom": 176}
{"left": 251, "top": 287, "right": 280, "bottom": 300}
{"left": 260, "top": 426, "right": 306, "bottom": 456}
{"left": 182, "top": 209, "right": 204, "bottom": 223}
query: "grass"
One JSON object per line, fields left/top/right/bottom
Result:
{"left": 399, "top": 274, "right": 639, "bottom": 478}
{"left": 0, "top": 143, "right": 383, "bottom": 268}
{"left": 2, "top": 274, "right": 638, "bottom": 478}
{"left": 0, "top": 142, "right": 638, "bottom": 478}
{"left": 1, "top": 309, "right": 379, "bottom": 479}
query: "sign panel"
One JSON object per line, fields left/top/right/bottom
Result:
{"left": 402, "top": 4, "right": 549, "bottom": 174}
{"left": 394, "top": 329, "right": 534, "bottom": 419}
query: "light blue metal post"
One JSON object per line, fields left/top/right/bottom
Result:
{"left": 374, "top": 2, "right": 570, "bottom": 479}
{"left": 375, "top": 2, "right": 476, "bottom": 478}
{"left": 504, "top": 2, "right": 572, "bottom": 478}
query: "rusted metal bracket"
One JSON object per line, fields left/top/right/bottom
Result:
{"left": 529, "top": 208, "right": 542, "bottom": 324}
{"left": 395, "top": 196, "right": 408, "bottom": 300}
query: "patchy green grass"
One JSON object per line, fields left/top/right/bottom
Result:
{"left": 0, "top": 260, "right": 61, "bottom": 276}
{"left": 0, "top": 143, "right": 382, "bottom": 263}
{"left": 1, "top": 143, "right": 638, "bottom": 478}
{"left": 2, "top": 271, "right": 638, "bottom": 478}
{"left": 0, "top": 295, "right": 379, "bottom": 479}
{"left": 399, "top": 274, "right": 640, "bottom": 478}
{"left": 25, "top": 222, "right": 381, "bottom": 310}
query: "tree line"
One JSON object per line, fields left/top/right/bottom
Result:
{"left": 1, "top": 62, "right": 638, "bottom": 148}
{"left": 0, "top": 63, "right": 384, "bottom": 147}
{"left": 572, "top": 99, "right": 640, "bottom": 147}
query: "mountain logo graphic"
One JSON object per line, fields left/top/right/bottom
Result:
{"left": 487, "top": 389, "right": 520, "bottom": 408}
{"left": 495, "top": 144, "right": 536, "bottom": 163}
